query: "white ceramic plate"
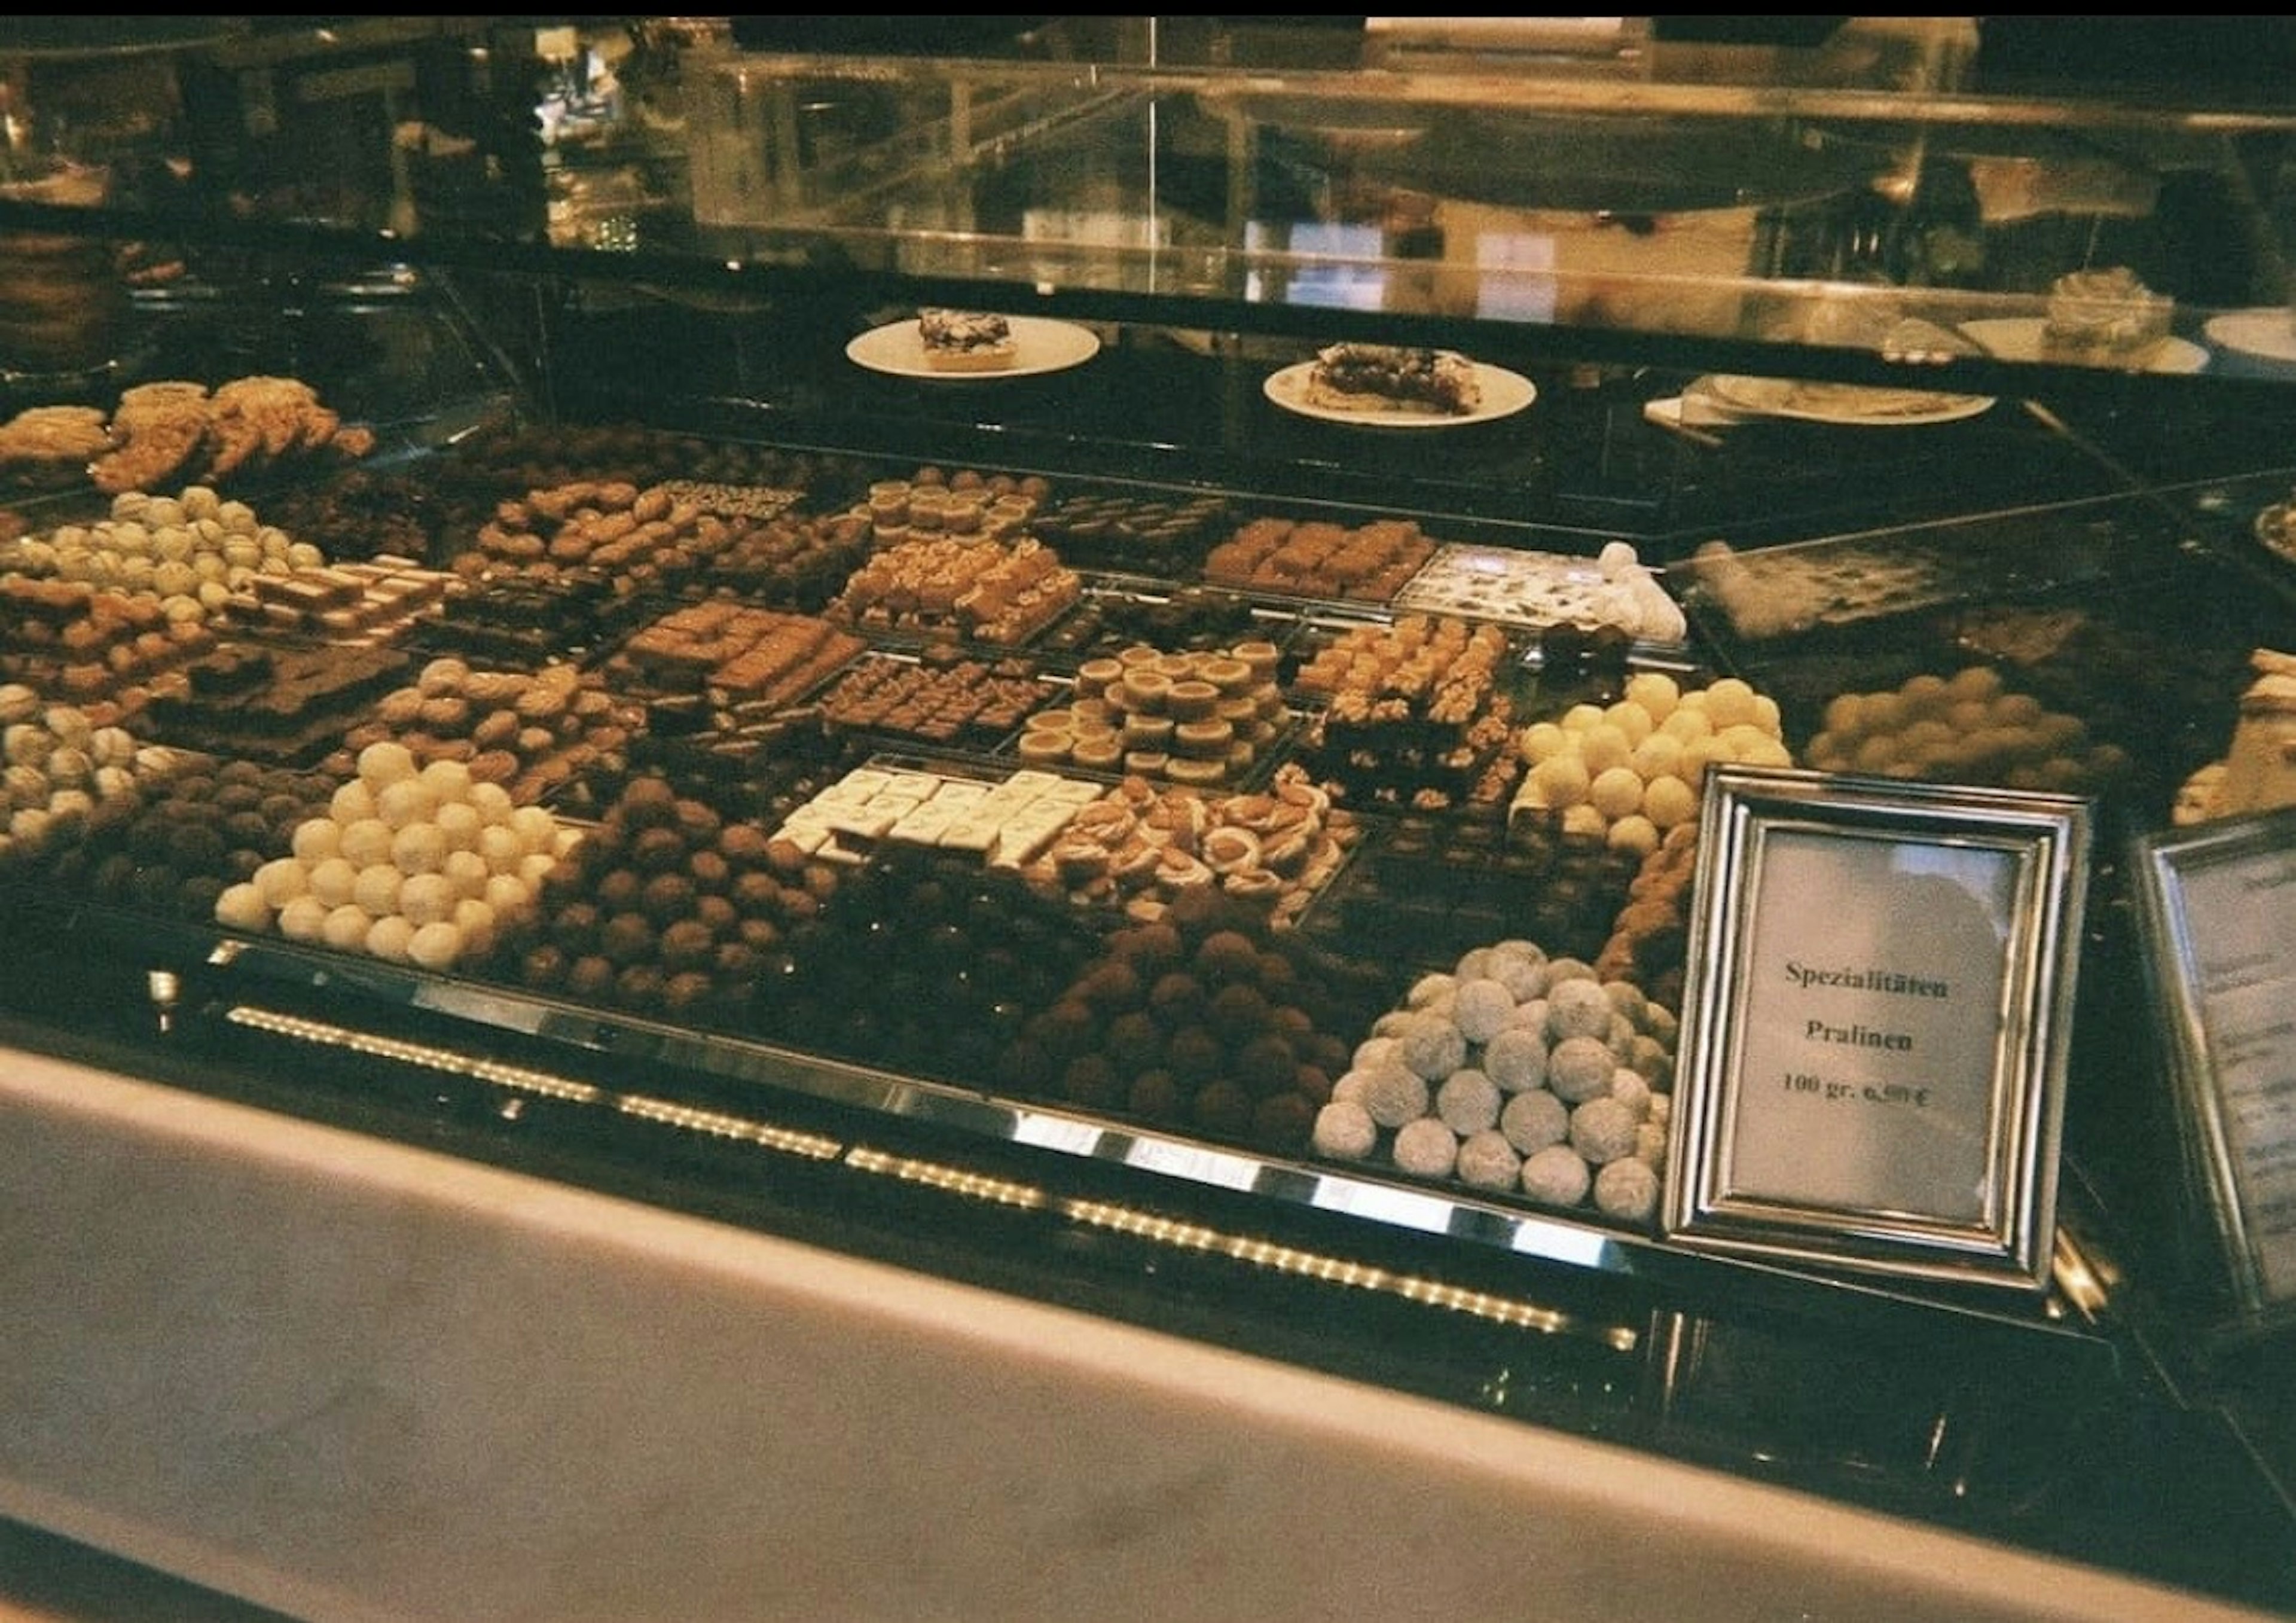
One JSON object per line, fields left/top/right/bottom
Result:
{"left": 2255, "top": 503, "right": 2296, "bottom": 567}
{"left": 1701, "top": 373, "right": 1996, "bottom": 427}
{"left": 846, "top": 316, "right": 1101, "bottom": 380}
{"left": 1960, "top": 316, "right": 2209, "bottom": 374}
{"left": 1262, "top": 359, "right": 1536, "bottom": 429}
{"left": 2204, "top": 307, "right": 2296, "bottom": 368}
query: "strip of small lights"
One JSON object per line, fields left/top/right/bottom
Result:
{"left": 616, "top": 1094, "right": 841, "bottom": 1162}
{"left": 1062, "top": 1197, "right": 1625, "bottom": 1344}
{"left": 844, "top": 1145, "right": 1052, "bottom": 1212}
{"left": 225, "top": 1005, "right": 603, "bottom": 1103}
{"left": 221, "top": 1006, "right": 1625, "bottom": 1344}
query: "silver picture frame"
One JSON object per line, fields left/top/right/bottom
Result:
{"left": 2129, "top": 805, "right": 2296, "bottom": 1323}
{"left": 1663, "top": 765, "right": 2092, "bottom": 1291}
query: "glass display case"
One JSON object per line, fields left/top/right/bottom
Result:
{"left": 5, "top": 16, "right": 2296, "bottom": 1619}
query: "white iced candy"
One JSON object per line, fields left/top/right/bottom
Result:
{"left": 1594, "top": 1157, "right": 1661, "bottom": 1224}
{"left": 1521, "top": 1143, "right": 1592, "bottom": 1207}
{"left": 1483, "top": 1026, "right": 1547, "bottom": 1093}
{"left": 1435, "top": 1069, "right": 1501, "bottom": 1137}
{"left": 1312, "top": 1099, "right": 1378, "bottom": 1160}
{"left": 1455, "top": 1130, "right": 1521, "bottom": 1191}
{"left": 1393, "top": 1116, "right": 1460, "bottom": 1180}
{"left": 1500, "top": 1088, "right": 1569, "bottom": 1155}
{"left": 1547, "top": 1035, "right": 1616, "bottom": 1103}
{"left": 1452, "top": 978, "right": 1516, "bottom": 1045}
{"left": 1358, "top": 1062, "right": 1431, "bottom": 1130}
{"left": 1396, "top": 1012, "right": 1467, "bottom": 1083}
{"left": 1570, "top": 1096, "right": 1640, "bottom": 1165}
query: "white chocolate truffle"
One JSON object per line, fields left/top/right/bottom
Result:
{"left": 1570, "top": 1096, "right": 1640, "bottom": 1165}
{"left": 1487, "top": 947, "right": 1547, "bottom": 1003}
{"left": 517, "top": 851, "right": 557, "bottom": 889}
{"left": 1393, "top": 1116, "right": 1460, "bottom": 1180}
{"left": 1546, "top": 977, "right": 1614, "bottom": 1041}
{"left": 1357, "top": 1062, "right": 1431, "bottom": 1130}
{"left": 433, "top": 800, "right": 484, "bottom": 853}
{"left": 419, "top": 758, "right": 477, "bottom": 803}
{"left": 1483, "top": 1027, "right": 1548, "bottom": 1093}
{"left": 322, "top": 904, "right": 374, "bottom": 951}
{"left": 1608, "top": 1067, "right": 1653, "bottom": 1121}
{"left": 1396, "top": 1012, "right": 1467, "bottom": 1083}
{"left": 291, "top": 817, "right": 343, "bottom": 866}
{"left": 1451, "top": 978, "right": 1515, "bottom": 1045}
{"left": 1455, "top": 1130, "right": 1522, "bottom": 1191}
{"left": 1500, "top": 1088, "right": 1570, "bottom": 1155}
{"left": 1594, "top": 1157, "right": 1662, "bottom": 1224}
{"left": 1312, "top": 1099, "right": 1379, "bottom": 1160}
{"left": 1352, "top": 1035, "right": 1403, "bottom": 1073}
{"left": 1435, "top": 1069, "right": 1502, "bottom": 1137}
{"left": 510, "top": 804, "right": 559, "bottom": 855}
{"left": 1521, "top": 1143, "right": 1592, "bottom": 1207}
{"left": 482, "top": 872, "right": 531, "bottom": 918}
{"left": 451, "top": 898, "right": 498, "bottom": 958}
{"left": 253, "top": 857, "right": 309, "bottom": 910}
{"left": 357, "top": 740, "right": 421, "bottom": 788}
{"left": 352, "top": 863, "right": 404, "bottom": 919}
{"left": 397, "top": 871, "right": 459, "bottom": 928}
{"left": 476, "top": 823, "right": 526, "bottom": 874}
{"left": 338, "top": 816, "right": 396, "bottom": 870}
{"left": 364, "top": 914, "right": 416, "bottom": 963}
{"left": 407, "top": 920, "right": 465, "bottom": 972}
{"left": 1406, "top": 971, "right": 1457, "bottom": 1010}
{"left": 215, "top": 881, "right": 271, "bottom": 932}
{"left": 468, "top": 781, "right": 515, "bottom": 823}
{"left": 375, "top": 776, "right": 441, "bottom": 831}
{"left": 442, "top": 847, "right": 492, "bottom": 900}
{"left": 1547, "top": 1035, "right": 1616, "bottom": 1103}
{"left": 330, "top": 780, "right": 378, "bottom": 825}
{"left": 307, "top": 856, "right": 361, "bottom": 910}
{"left": 277, "top": 895, "right": 331, "bottom": 943}
{"left": 390, "top": 820, "right": 450, "bottom": 877}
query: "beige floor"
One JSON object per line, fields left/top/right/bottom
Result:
{"left": 0, "top": 1519, "right": 291, "bottom": 1623}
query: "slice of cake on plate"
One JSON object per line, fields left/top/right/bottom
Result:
{"left": 917, "top": 308, "right": 1018, "bottom": 372}
{"left": 1304, "top": 341, "right": 1482, "bottom": 414}
{"left": 2041, "top": 267, "right": 2173, "bottom": 364}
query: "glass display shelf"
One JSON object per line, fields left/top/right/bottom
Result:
{"left": 8, "top": 18, "right": 2296, "bottom": 401}
{"left": 0, "top": 881, "right": 2135, "bottom": 1355}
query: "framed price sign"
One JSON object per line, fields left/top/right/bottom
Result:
{"left": 2130, "top": 806, "right": 2296, "bottom": 1322}
{"left": 1664, "top": 765, "right": 2092, "bottom": 1291}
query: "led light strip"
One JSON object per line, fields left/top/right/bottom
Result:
{"left": 225, "top": 1005, "right": 604, "bottom": 1103}
{"left": 844, "top": 1146, "right": 1053, "bottom": 1211}
{"left": 1062, "top": 1197, "right": 1615, "bottom": 1343}
{"left": 615, "top": 1094, "right": 842, "bottom": 1161}
{"left": 224, "top": 1005, "right": 1620, "bottom": 1343}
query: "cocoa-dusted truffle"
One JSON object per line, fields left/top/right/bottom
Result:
{"left": 1234, "top": 1033, "right": 1298, "bottom": 1097}
{"left": 640, "top": 872, "right": 698, "bottom": 925}
{"left": 1190, "top": 1078, "right": 1254, "bottom": 1139}
{"left": 1162, "top": 1024, "right": 1222, "bottom": 1082}
{"left": 1208, "top": 982, "right": 1272, "bottom": 1045}
{"left": 1194, "top": 928, "right": 1260, "bottom": 986}
{"left": 1128, "top": 1069, "right": 1182, "bottom": 1121}
{"left": 1104, "top": 1010, "right": 1164, "bottom": 1074}
{"left": 659, "top": 919, "right": 716, "bottom": 973}
{"left": 599, "top": 910, "right": 655, "bottom": 966}
{"left": 1147, "top": 970, "right": 1208, "bottom": 1027}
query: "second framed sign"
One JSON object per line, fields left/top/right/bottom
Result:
{"left": 1664, "top": 765, "right": 2093, "bottom": 1291}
